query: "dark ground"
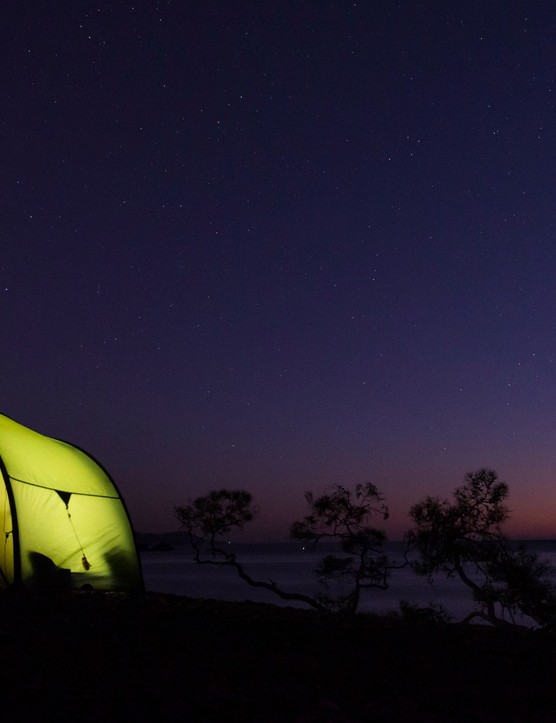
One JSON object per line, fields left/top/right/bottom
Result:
{"left": 0, "top": 591, "right": 554, "bottom": 722}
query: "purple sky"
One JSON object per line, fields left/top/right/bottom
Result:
{"left": 2, "top": 2, "right": 556, "bottom": 540}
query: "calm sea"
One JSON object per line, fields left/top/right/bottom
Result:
{"left": 141, "top": 540, "right": 556, "bottom": 623}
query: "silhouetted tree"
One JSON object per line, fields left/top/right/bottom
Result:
{"left": 175, "top": 489, "right": 327, "bottom": 611}
{"left": 176, "top": 483, "right": 394, "bottom": 614}
{"left": 290, "top": 483, "right": 393, "bottom": 614}
{"left": 407, "top": 469, "right": 556, "bottom": 628}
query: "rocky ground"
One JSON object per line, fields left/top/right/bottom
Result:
{"left": 0, "top": 590, "right": 554, "bottom": 721}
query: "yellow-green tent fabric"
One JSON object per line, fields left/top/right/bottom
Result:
{"left": 0, "top": 414, "right": 143, "bottom": 591}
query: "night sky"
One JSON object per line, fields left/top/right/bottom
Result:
{"left": 3, "top": 2, "right": 556, "bottom": 540}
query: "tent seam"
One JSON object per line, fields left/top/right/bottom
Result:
{"left": 8, "top": 475, "right": 120, "bottom": 499}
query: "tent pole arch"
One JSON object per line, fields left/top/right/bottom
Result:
{"left": 0, "top": 453, "right": 21, "bottom": 586}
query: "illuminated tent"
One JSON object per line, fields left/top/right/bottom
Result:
{"left": 0, "top": 414, "right": 143, "bottom": 592}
